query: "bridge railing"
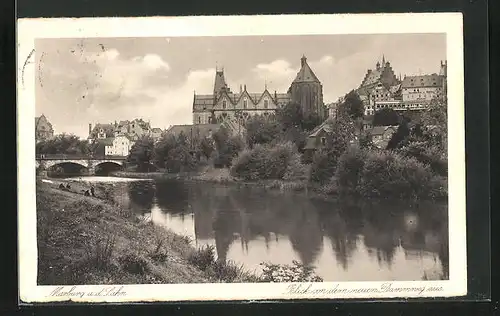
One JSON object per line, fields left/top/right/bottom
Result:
{"left": 36, "top": 154, "right": 127, "bottom": 160}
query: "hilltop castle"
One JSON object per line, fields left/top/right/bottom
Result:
{"left": 192, "top": 55, "right": 326, "bottom": 125}
{"left": 353, "top": 56, "right": 447, "bottom": 116}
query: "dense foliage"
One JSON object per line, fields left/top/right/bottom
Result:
{"left": 230, "top": 142, "right": 307, "bottom": 181}
{"left": 36, "top": 134, "right": 91, "bottom": 156}
{"left": 373, "top": 108, "right": 400, "bottom": 126}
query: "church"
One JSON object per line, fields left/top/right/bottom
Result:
{"left": 192, "top": 55, "right": 326, "bottom": 125}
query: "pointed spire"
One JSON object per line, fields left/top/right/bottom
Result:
{"left": 301, "top": 54, "right": 307, "bottom": 67}
{"left": 382, "top": 54, "right": 385, "bottom": 65}
{"left": 264, "top": 79, "right": 267, "bottom": 90}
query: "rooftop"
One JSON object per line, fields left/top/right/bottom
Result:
{"left": 401, "top": 74, "right": 444, "bottom": 89}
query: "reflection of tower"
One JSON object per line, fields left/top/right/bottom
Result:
{"left": 212, "top": 203, "right": 240, "bottom": 262}
{"left": 288, "top": 200, "right": 323, "bottom": 267}
{"left": 323, "top": 212, "right": 359, "bottom": 270}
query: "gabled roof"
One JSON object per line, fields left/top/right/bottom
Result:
{"left": 369, "top": 126, "right": 397, "bottom": 136}
{"left": 166, "top": 124, "right": 221, "bottom": 139}
{"left": 292, "top": 56, "right": 320, "bottom": 83}
{"left": 114, "top": 134, "right": 134, "bottom": 142}
{"left": 308, "top": 119, "right": 334, "bottom": 137}
{"left": 303, "top": 137, "right": 317, "bottom": 150}
{"left": 401, "top": 74, "right": 443, "bottom": 89}
{"left": 96, "top": 137, "right": 115, "bottom": 146}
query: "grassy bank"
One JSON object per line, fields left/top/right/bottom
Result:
{"left": 36, "top": 179, "right": 260, "bottom": 284}
{"left": 112, "top": 168, "right": 314, "bottom": 196}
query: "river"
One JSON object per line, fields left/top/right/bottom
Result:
{"left": 66, "top": 176, "right": 449, "bottom": 282}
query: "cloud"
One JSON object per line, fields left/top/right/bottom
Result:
{"left": 141, "top": 54, "right": 171, "bottom": 71}
{"left": 251, "top": 59, "right": 298, "bottom": 92}
{"left": 250, "top": 55, "right": 337, "bottom": 95}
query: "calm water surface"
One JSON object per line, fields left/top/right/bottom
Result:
{"left": 77, "top": 177, "right": 449, "bottom": 281}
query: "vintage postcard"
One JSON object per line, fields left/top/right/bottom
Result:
{"left": 17, "top": 13, "right": 466, "bottom": 303}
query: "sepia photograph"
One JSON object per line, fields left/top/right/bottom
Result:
{"left": 18, "top": 14, "right": 466, "bottom": 302}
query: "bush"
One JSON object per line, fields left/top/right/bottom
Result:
{"left": 118, "top": 252, "right": 150, "bottom": 275}
{"left": 230, "top": 142, "right": 306, "bottom": 181}
{"left": 335, "top": 145, "right": 366, "bottom": 195}
{"left": 399, "top": 141, "right": 447, "bottom": 176}
{"left": 309, "top": 149, "right": 338, "bottom": 184}
{"left": 359, "top": 151, "right": 443, "bottom": 199}
{"left": 260, "top": 261, "right": 323, "bottom": 282}
{"left": 187, "top": 245, "right": 216, "bottom": 271}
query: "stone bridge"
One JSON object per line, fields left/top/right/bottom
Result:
{"left": 36, "top": 154, "right": 127, "bottom": 175}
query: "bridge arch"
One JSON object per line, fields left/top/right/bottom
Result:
{"left": 94, "top": 160, "right": 124, "bottom": 168}
{"left": 45, "top": 160, "right": 88, "bottom": 170}
{"left": 46, "top": 161, "right": 89, "bottom": 177}
{"left": 94, "top": 160, "right": 125, "bottom": 175}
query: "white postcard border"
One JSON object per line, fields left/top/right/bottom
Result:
{"left": 17, "top": 13, "right": 466, "bottom": 303}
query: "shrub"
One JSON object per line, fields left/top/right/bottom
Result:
{"left": 118, "top": 252, "right": 150, "bottom": 275}
{"left": 359, "top": 151, "right": 443, "bottom": 199}
{"left": 399, "top": 141, "right": 447, "bottom": 176}
{"left": 335, "top": 145, "right": 366, "bottom": 195}
{"left": 83, "top": 233, "right": 117, "bottom": 271}
{"left": 309, "top": 149, "right": 338, "bottom": 184}
{"left": 187, "top": 245, "right": 216, "bottom": 271}
{"left": 260, "top": 261, "right": 323, "bottom": 282}
{"left": 230, "top": 142, "right": 305, "bottom": 181}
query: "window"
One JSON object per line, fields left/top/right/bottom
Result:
{"left": 264, "top": 99, "right": 269, "bottom": 109}
{"left": 223, "top": 100, "right": 227, "bottom": 109}
{"left": 198, "top": 116, "right": 201, "bottom": 124}
{"left": 243, "top": 98, "right": 248, "bottom": 109}
{"left": 320, "top": 137, "right": 326, "bottom": 146}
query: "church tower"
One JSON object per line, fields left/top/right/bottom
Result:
{"left": 213, "top": 67, "right": 230, "bottom": 101}
{"left": 288, "top": 55, "right": 325, "bottom": 120}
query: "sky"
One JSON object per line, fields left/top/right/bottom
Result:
{"left": 35, "top": 33, "right": 446, "bottom": 138}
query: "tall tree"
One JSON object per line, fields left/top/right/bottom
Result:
{"left": 372, "top": 108, "right": 400, "bottom": 126}
{"left": 127, "top": 136, "right": 155, "bottom": 172}
{"left": 153, "top": 134, "right": 177, "bottom": 168}
{"left": 338, "top": 90, "right": 364, "bottom": 120}
{"left": 245, "top": 115, "right": 281, "bottom": 148}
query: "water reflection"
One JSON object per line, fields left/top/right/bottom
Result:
{"left": 118, "top": 179, "right": 449, "bottom": 281}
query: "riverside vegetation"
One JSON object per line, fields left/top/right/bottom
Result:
{"left": 37, "top": 179, "right": 323, "bottom": 284}
{"left": 122, "top": 93, "right": 448, "bottom": 200}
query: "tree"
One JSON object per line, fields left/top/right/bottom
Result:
{"left": 36, "top": 133, "right": 90, "bottom": 155}
{"left": 386, "top": 118, "right": 410, "bottom": 150}
{"left": 127, "top": 136, "right": 155, "bottom": 172}
{"left": 199, "top": 137, "right": 215, "bottom": 160}
{"left": 166, "top": 143, "right": 197, "bottom": 173}
{"left": 277, "top": 102, "right": 303, "bottom": 130}
{"left": 212, "top": 127, "right": 244, "bottom": 168}
{"left": 338, "top": 90, "right": 364, "bottom": 120}
{"left": 309, "top": 115, "right": 356, "bottom": 184}
{"left": 373, "top": 108, "right": 400, "bottom": 126}
{"left": 245, "top": 115, "right": 281, "bottom": 148}
{"left": 153, "top": 134, "right": 177, "bottom": 168}
{"left": 302, "top": 112, "right": 323, "bottom": 132}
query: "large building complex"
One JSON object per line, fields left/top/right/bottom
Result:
{"left": 192, "top": 55, "right": 326, "bottom": 125}
{"left": 356, "top": 56, "right": 447, "bottom": 116}
{"left": 87, "top": 118, "right": 164, "bottom": 157}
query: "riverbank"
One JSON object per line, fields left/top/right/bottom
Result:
{"left": 111, "top": 168, "right": 447, "bottom": 202}
{"left": 36, "top": 179, "right": 261, "bottom": 285}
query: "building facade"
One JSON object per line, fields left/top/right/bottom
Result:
{"left": 193, "top": 55, "right": 325, "bottom": 125}
{"left": 355, "top": 57, "right": 447, "bottom": 116}
{"left": 105, "top": 134, "right": 134, "bottom": 156}
{"left": 35, "top": 114, "right": 54, "bottom": 143}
